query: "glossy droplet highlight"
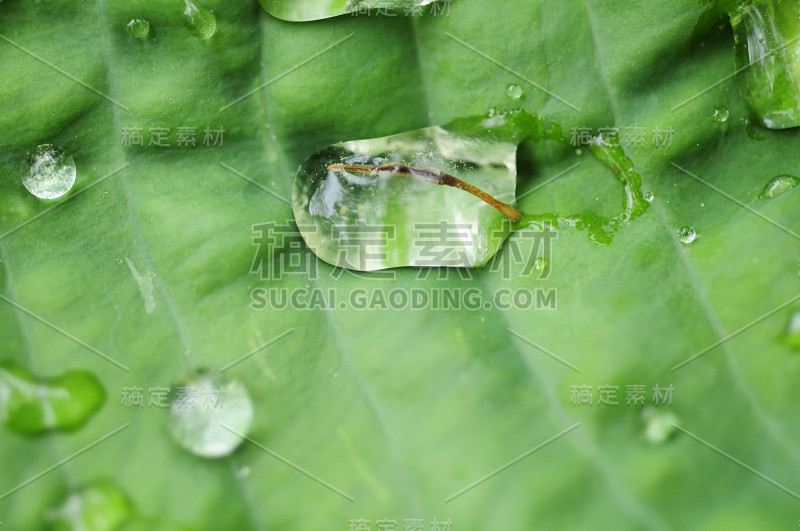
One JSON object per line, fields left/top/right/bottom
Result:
{"left": 760, "top": 175, "right": 800, "bottom": 199}
{"left": 0, "top": 360, "right": 105, "bottom": 435}
{"left": 729, "top": 0, "right": 800, "bottom": 129}
{"left": 643, "top": 191, "right": 654, "bottom": 202}
{"left": 46, "top": 480, "right": 134, "bottom": 531}
{"left": 642, "top": 407, "right": 677, "bottom": 443}
{"left": 184, "top": 0, "right": 216, "bottom": 40}
{"left": 782, "top": 309, "right": 800, "bottom": 349}
{"left": 677, "top": 225, "right": 696, "bottom": 244}
{"left": 533, "top": 257, "right": 548, "bottom": 270}
{"left": 712, "top": 105, "right": 729, "bottom": 123}
{"left": 293, "top": 122, "right": 521, "bottom": 271}
{"left": 20, "top": 144, "right": 76, "bottom": 199}
{"left": 506, "top": 84, "right": 524, "bottom": 99}
{"left": 124, "top": 18, "right": 150, "bottom": 39}
{"left": 168, "top": 371, "right": 253, "bottom": 458}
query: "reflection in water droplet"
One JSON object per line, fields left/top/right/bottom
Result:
{"left": 294, "top": 110, "right": 652, "bottom": 267}
{"left": 262, "top": 0, "right": 442, "bottom": 21}
{"left": 643, "top": 191, "right": 654, "bottom": 202}
{"left": 782, "top": 309, "right": 800, "bottom": 349}
{"left": 534, "top": 257, "right": 548, "bottom": 270}
{"left": 642, "top": 407, "right": 678, "bottom": 443}
{"left": 124, "top": 18, "right": 151, "bottom": 39}
{"left": 46, "top": 479, "right": 134, "bottom": 531}
{"left": 759, "top": 175, "right": 800, "bottom": 198}
{"left": 677, "top": 225, "right": 696, "bottom": 244}
{"left": 712, "top": 105, "right": 730, "bottom": 123}
{"left": 293, "top": 121, "right": 522, "bottom": 271}
{"left": 20, "top": 144, "right": 76, "bottom": 199}
{"left": 0, "top": 360, "right": 105, "bottom": 435}
{"left": 168, "top": 371, "right": 253, "bottom": 458}
{"left": 184, "top": 0, "right": 217, "bottom": 39}
{"left": 506, "top": 84, "right": 524, "bottom": 99}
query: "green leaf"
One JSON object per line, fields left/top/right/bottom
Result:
{"left": 1, "top": 0, "right": 799, "bottom": 529}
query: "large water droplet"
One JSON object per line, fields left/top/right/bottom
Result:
{"left": 0, "top": 360, "right": 105, "bottom": 435}
{"left": 677, "top": 225, "right": 696, "bottom": 244}
{"left": 292, "top": 122, "right": 522, "bottom": 271}
{"left": 642, "top": 407, "right": 677, "bottom": 443}
{"left": 506, "top": 84, "right": 524, "bottom": 100}
{"left": 759, "top": 175, "right": 800, "bottom": 199}
{"left": 261, "top": 0, "right": 441, "bottom": 21}
{"left": 729, "top": 0, "right": 800, "bottom": 129}
{"left": 184, "top": 0, "right": 216, "bottom": 40}
{"left": 643, "top": 191, "right": 654, "bottom": 202}
{"left": 46, "top": 480, "right": 134, "bottom": 531}
{"left": 20, "top": 144, "right": 76, "bottom": 199}
{"left": 168, "top": 371, "right": 253, "bottom": 458}
{"left": 712, "top": 105, "right": 729, "bottom": 123}
{"left": 124, "top": 18, "right": 151, "bottom": 39}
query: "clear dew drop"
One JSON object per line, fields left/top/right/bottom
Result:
{"left": 643, "top": 191, "right": 654, "bottom": 202}
{"left": 677, "top": 225, "right": 696, "bottom": 244}
{"left": 184, "top": 0, "right": 217, "bottom": 40}
{"left": 506, "top": 84, "right": 524, "bottom": 100}
{"left": 264, "top": 0, "right": 442, "bottom": 21}
{"left": 167, "top": 371, "right": 253, "bottom": 458}
{"left": 124, "top": 18, "right": 151, "bottom": 39}
{"left": 0, "top": 360, "right": 105, "bottom": 435}
{"left": 533, "top": 257, "right": 548, "bottom": 270}
{"left": 759, "top": 174, "right": 800, "bottom": 198}
{"left": 642, "top": 407, "right": 678, "bottom": 443}
{"left": 292, "top": 123, "right": 520, "bottom": 271}
{"left": 45, "top": 480, "right": 134, "bottom": 531}
{"left": 20, "top": 144, "right": 76, "bottom": 199}
{"left": 712, "top": 105, "right": 730, "bottom": 123}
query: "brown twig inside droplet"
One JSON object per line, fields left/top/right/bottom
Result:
{"left": 327, "top": 163, "right": 521, "bottom": 222}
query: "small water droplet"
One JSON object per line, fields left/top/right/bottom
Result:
{"left": 677, "top": 225, "right": 696, "bottom": 244}
{"left": 46, "top": 480, "right": 134, "bottom": 530}
{"left": 575, "top": 148, "right": 582, "bottom": 155}
{"left": 643, "top": 191, "right": 654, "bottom": 202}
{"left": 168, "top": 371, "right": 253, "bottom": 458}
{"left": 235, "top": 464, "right": 251, "bottom": 479}
{"left": 0, "top": 361, "right": 105, "bottom": 435}
{"left": 759, "top": 175, "right": 800, "bottom": 198}
{"left": 184, "top": 0, "right": 216, "bottom": 40}
{"left": 124, "top": 18, "right": 151, "bottom": 39}
{"left": 533, "top": 257, "right": 548, "bottom": 270}
{"left": 506, "top": 84, "right": 523, "bottom": 99}
{"left": 20, "top": 144, "right": 76, "bottom": 199}
{"left": 642, "top": 407, "right": 678, "bottom": 443}
{"left": 782, "top": 309, "right": 800, "bottom": 349}
{"left": 712, "top": 105, "right": 729, "bottom": 123}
